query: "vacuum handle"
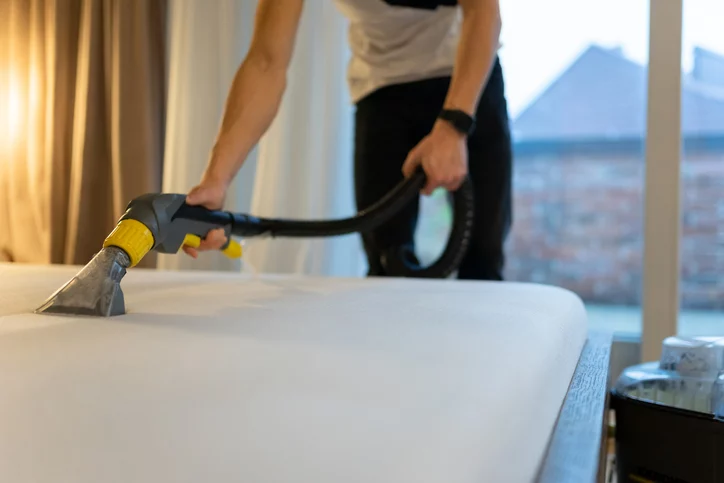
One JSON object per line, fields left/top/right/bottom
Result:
{"left": 161, "top": 204, "right": 243, "bottom": 258}
{"left": 179, "top": 233, "right": 242, "bottom": 259}
{"left": 168, "top": 169, "right": 429, "bottom": 241}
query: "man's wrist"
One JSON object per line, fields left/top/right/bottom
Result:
{"left": 203, "top": 142, "right": 244, "bottom": 187}
{"left": 433, "top": 118, "right": 466, "bottom": 140}
{"left": 200, "top": 160, "right": 234, "bottom": 189}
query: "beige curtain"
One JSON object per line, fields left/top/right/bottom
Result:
{"left": 0, "top": 0, "right": 166, "bottom": 267}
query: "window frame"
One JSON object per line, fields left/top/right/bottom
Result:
{"left": 641, "top": 0, "right": 684, "bottom": 361}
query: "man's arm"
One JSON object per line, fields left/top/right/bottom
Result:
{"left": 200, "top": 0, "right": 304, "bottom": 191}
{"left": 402, "top": 0, "right": 502, "bottom": 195}
{"left": 183, "top": 0, "right": 303, "bottom": 257}
{"left": 443, "top": 0, "right": 502, "bottom": 115}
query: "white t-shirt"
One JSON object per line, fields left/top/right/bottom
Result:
{"left": 332, "top": 0, "right": 462, "bottom": 103}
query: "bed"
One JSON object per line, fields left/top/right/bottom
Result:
{"left": 0, "top": 262, "right": 611, "bottom": 483}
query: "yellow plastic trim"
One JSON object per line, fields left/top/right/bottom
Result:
{"left": 222, "top": 239, "right": 243, "bottom": 259}
{"left": 103, "top": 219, "right": 154, "bottom": 267}
{"left": 183, "top": 234, "right": 201, "bottom": 248}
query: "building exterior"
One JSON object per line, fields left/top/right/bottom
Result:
{"left": 506, "top": 45, "right": 724, "bottom": 310}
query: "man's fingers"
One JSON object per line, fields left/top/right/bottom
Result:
{"left": 402, "top": 147, "right": 421, "bottom": 178}
{"left": 182, "top": 246, "right": 198, "bottom": 258}
{"left": 186, "top": 183, "right": 224, "bottom": 210}
{"left": 182, "top": 228, "right": 227, "bottom": 257}
{"left": 198, "top": 228, "right": 228, "bottom": 251}
{"left": 427, "top": 170, "right": 466, "bottom": 195}
{"left": 421, "top": 174, "right": 438, "bottom": 195}
{"left": 444, "top": 175, "right": 465, "bottom": 192}
{"left": 185, "top": 186, "right": 208, "bottom": 206}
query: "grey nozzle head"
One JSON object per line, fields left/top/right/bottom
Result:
{"left": 35, "top": 247, "right": 131, "bottom": 317}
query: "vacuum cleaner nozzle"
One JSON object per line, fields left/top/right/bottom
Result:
{"left": 34, "top": 246, "right": 130, "bottom": 317}
{"left": 34, "top": 192, "right": 244, "bottom": 318}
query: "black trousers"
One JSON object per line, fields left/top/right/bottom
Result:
{"left": 353, "top": 57, "right": 512, "bottom": 280}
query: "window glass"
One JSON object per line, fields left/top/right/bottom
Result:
{"left": 416, "top": 0, "right": 651, "bottom": 336}
{"left": 677, "top": 0, "right": 724, "bottom": 337}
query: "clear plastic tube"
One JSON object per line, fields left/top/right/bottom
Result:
{"left": 714, "top": 372, "right": 724, "bottom": 421}
{"left": 614, "top": 336, "right": 724, "bottom": 417}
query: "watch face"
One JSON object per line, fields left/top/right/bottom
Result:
{"left": 456, "top": 114, "right": 473, "bottom": 132}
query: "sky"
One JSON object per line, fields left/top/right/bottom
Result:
{"left": 497, "top": 0, "right": 724, "bottom": 117}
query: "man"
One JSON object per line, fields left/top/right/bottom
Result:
{"left": 184, "top": 0, "right": 512, "bottom": 280}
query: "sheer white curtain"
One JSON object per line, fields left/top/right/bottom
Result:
{"left": 244, "top": 3, "right": 364, "bottom": 277}
{"left": 161, "top": 1, "right": 364, "bottom": 277}
{"left": 159, "top": 0, "right": 258, "bottom": 272}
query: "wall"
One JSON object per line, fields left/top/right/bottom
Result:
{"left": 679, "top": 149, "right": 724, "bottom": 309}
{"left": 503, "top": 146, "right": 724, "bottom": 310}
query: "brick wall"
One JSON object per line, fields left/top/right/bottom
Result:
{"left": 679, "top": 150, "right": 724, "bottom": 309}
{"left": 503, "top": 147, "right": 724, "bottom": 310}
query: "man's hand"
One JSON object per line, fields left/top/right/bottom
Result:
{"left": 400, "top": 0, "right": 500, "bottom": 196}
{"left": 182, "top": 177, "right": 230, "bottom": 258}
{"left": 402, "top": 119, "right": 468, "bottom": 195}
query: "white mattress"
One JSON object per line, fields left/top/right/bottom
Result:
{"left": 0, "top": 262, "right": 587, "bottom": 483}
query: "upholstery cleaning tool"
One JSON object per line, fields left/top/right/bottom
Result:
{"left": 612, "top": 336, "right": 724, "bottom": 482}
{"left": 35, "top": 170, "right": 474, "bottom": 317}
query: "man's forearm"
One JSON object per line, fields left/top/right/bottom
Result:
{"left": 443, "top": 0, "right": 502, "bottom": 115}
{"left": 199, "top": 0, "right": 303, "bottom": 188}
{"left": 202, "top": 54, "right": 288, "bottom": 187}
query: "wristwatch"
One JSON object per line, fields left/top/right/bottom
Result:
{"left": 438, "top": 109, "right": 476, "bottom": 136}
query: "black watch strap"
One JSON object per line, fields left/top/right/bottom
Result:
{"left": 438, "top": 109, "right": 476, "bottom": 136}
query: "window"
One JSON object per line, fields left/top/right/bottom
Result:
{"left": 677, "top": 0, "right": 724, "bottom": 336}
{"left": 416, "top": 0, "right": 651, "bottom": 335}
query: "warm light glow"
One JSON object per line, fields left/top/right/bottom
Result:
{"left": 0, "top": 70, "right": 24, "bottom": 155}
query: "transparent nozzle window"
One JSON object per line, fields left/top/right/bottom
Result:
{"left": 613, "top": 336, "right": 724, "bottom": 419}
{"left": 714, "top": 373, "right": 724, "bottom": 421}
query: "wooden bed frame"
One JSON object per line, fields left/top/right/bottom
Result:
{"left": 536, "top": 331, "right": 613, "bottom": 483}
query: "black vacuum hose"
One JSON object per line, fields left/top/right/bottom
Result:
{"left": 229, "top": 170, "right": 474, "bottom": 278}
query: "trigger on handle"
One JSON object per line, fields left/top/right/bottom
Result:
{"left": 222, "top": 239, "right": 243, "bottom": 259}
{"left": 182, "top": 234, "right": 201, "bottom": 249}
{"left": 180, "top": 233, "right": 242, "bottom": 259}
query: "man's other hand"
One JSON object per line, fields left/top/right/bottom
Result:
{"left": 401, "top": 119, "right": 468, "bottom": 195}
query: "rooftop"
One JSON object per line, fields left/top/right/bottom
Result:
{"left": 512, "top": 45, "right": 724, "bottom": 142}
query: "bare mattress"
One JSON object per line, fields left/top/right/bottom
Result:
{"left": 0, "top": 262, "right": 587, "bottom": 483}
